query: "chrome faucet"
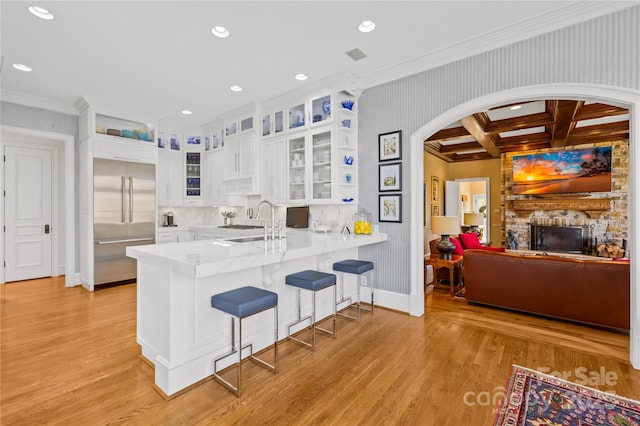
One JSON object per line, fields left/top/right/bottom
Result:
{"left": 256, "top": 200, "right": 280, "bottom": 240}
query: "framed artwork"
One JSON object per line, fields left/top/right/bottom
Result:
{"left": 431, "top": 175, "right": 440, "bottom": 202}
{"left": 431, "top": 204, "right": 440, "bottom": 216}
{"left": 379, "top": 194, "right": 402, "bottom": 223}
{"left": 379, "top": 162, "right": 402, "bottom": 192}
{"left": 378, "top": 130, "right": 402, "bottom": 161}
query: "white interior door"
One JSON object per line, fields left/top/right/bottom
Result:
{"left": 444, "top": 180, "right": 460, "bottom": 217}
{"left": 4, "top": 146, "right": 52, "bottom": 282}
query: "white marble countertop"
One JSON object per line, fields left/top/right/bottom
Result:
{"left": 128, "top": 230, "right": 387, "bottom": 278}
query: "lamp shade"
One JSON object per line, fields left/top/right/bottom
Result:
{"left": 431, "top": 216, "right": 460, "bottom": 235}
{"left": 464, "top": 212, "right": 484, "bottom": 227}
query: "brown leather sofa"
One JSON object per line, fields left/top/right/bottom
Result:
{"left": 463, "top": 250, "right": 630, "bottom": 331}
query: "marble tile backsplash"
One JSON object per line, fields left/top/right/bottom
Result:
{"left": 158, "top": 204, "right": 357, "bottom": 231}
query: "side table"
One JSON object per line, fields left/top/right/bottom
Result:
{"left": 424, "top": 255, "right": 463, "bottom": 296}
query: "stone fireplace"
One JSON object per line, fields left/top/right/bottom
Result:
{"left": 502, "top": 140, "right": 629, "bottom": 255}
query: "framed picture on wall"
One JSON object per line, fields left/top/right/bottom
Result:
{"left": 379, "top": 194, "right": 402, "bottom": 223}
{"left": 379, "top": 162, "right": 402, "bottom": 192}
{"left": 431, "top": 175, "right": 440, "bottom": 202}
{"left": 378, "top": 130, "right": 402, "bottom": 161}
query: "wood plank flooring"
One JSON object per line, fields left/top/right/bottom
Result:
{"left": 2, "top": 277, "right": 639, "bottom": 425}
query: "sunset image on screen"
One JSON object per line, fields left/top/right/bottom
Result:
{"left": 512, "top": 147, "right": 612, "bottom": 194}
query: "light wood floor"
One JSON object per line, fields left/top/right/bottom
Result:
{"left": 2, "top": 277, "right": 639, "bottom": 425}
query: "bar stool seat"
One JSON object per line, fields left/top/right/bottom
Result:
{"left": 211, "top": 286, "right": 278, "bottom": 397}
{"left": 333, "top": 259, "right": 375, "bottom": 321}
{"left": 286, "top": 270, "right": 337, "bottom": 351}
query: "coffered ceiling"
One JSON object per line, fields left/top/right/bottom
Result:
{"left": 424, "top": 100, "right": 630, "bottom": 162}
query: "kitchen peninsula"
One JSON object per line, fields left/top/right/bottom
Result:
{"left": 126, "top": 229, "right": 387, "bottom": 397}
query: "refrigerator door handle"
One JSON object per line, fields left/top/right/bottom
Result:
{"left": 96, "top": 237, "right": 155, "bottom": 245}
{"left": 121, "top": 175, "right": 126, "bottom": 224}
{"left": 129, "top": 176, "right": 134, "bottom": 223}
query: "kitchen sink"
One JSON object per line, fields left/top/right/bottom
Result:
{"left": 218, "top": 225, "right": 264, "bottom": 230}
{"left": 226, "top": 236, "right": 267, "bottom": 243}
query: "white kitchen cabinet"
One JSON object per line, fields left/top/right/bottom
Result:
{"left": 157, "top": 150, "right": 183, "bottom": 207}
{"left": 203, "top": 150, "right": 226, "bottom": 206}
{"left": 288, "top": 92, "right": 333, "bottom": 131}
{"left": 157, "top": 231, "right": 176, "bottom": 244}
{"left": 287, "top": 128, "right": 334, "bottom": 203}
{"left": 176, "top": 231, "right": 194, "bottom": 242}
{"left": 224, "top": 133, "right": 255, "bottom": 180}
{"left": 261, "top": 107, "right": 285, "bottom": 138}
{"left": 184, "top": 150, "right": 203, "bottom": 206}
{"left": 261, "top": 138, "right": 287, "bottom": 204}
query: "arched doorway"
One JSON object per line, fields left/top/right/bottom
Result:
{"left": 408, "top": 84, "right": 640, "bottom": 369}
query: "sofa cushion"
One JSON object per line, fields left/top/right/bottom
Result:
{"left": 458, "top": 232, "right": 483, "bottom": 249}
{"left": 458, "top": 232, "right": 505, "bottom": 252}
{"left": 450, "top": 237, "right": 464, "bottom": 255}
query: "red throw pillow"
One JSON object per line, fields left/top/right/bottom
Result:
{"left": 458, "top": 232, "right": 483, "bottom": 249}
{"left": 449, "top": 237, "right": 464, "bottom": 255}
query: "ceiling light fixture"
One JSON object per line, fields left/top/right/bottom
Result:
{"left": 358, "top": 20, "right": 376, "bottom": 33}
{"left": 510, "top": 105, "right": 522, "bottom": 111}
{"left": 294, "top": 73, "right": 308, "bottom": 81}
{"left": 12, "top": 63, "right": 32, "bottom": 72}
{"left": 230, "top": 85, "right": 242, "bottom": 92}
{"left": 211, "top": 26, "right": 229, "bottom": 38}
{"left": 181, "top": 110, "right": 193, "bottom": 115}
{"left": 28, "top": 6, "right": 54, "bottom": 20}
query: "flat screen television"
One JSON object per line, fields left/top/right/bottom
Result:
{"left": 512, "top": 146, "right": 612, "bottom": 195}
{"left": 286, "top": 206, "right": 309, "bottom": 228}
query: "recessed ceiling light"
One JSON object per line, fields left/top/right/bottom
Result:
{"left": 294, "top": 73, "right": 308, "bottom": 81}
{"left": 181, "top": 110, "right": 193, "bottom": 115}
{"left": 510, "top": 105, "right": 522, "bottom": 111}
{"left": 28, "top": 6, "right": 54, "bottom": 20}
{"left": 12, "top": 63, "right": 32, "bottom": 72}
{"left": 230, "top": 85, "right": 242, "bottom": 92}
{"left": 358, "top": 20, "right": 375, "bottom": 33}
{"left": 211, "top": 26, "right": 229, "bottom": 38}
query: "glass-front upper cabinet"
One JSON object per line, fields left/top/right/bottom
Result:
{"left": 311, "top": 130, "right": 332, "bottom": 201}
{"left": 261, "top": 108, "right": 285, "bottom": 138}
{"left": 288, "top": 102, "right": 306, "bottom": 130}
{"left": 310, "top": 94, "right": 332, "bottom": 126}
{"left": 288, "top": 135, "right": 306, "bottom": 201}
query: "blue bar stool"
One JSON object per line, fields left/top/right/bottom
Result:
{"left": 210, "top": 286, "right": 278, "bottom": 397}
{"left": 286, "top": 270, "right": 337, "bottom": 351}
{"left": 333, "top": 260, "right": 375, "bottom": 321}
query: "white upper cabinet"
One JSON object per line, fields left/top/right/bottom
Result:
{"left": 260, "top": 138, "right": 286, "bottom": 204}
{"left": 261, "top": 107, "right": 285, "bottom": 138}
{"left": 287, "top": 92, "right": 333, "bottom": 131}
{"left": 157, "top": 150, "right": 183, "bottom": 207}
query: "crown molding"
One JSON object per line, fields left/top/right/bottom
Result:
{"left": 1, "top": 89, "right": 78, "bottom": 116}
{"left": 358, "top": 2, "right": 637, "bottom": 91}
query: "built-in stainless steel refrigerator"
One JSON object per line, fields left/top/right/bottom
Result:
{"left": 93, "top": 158, "right": 155, "bottom": 285}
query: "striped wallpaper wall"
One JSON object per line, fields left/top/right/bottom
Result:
{"left": 358, "top": 6, "right": 640, "bottom": 296}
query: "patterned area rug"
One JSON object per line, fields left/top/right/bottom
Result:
{"left": 494, "top": 365, "right": 640, "bottom": 425}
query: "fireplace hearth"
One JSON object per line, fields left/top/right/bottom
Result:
{"left": 530, "top": 224, "right": 588, "bottom": 254}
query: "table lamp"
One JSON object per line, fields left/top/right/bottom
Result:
{"left": 432, "top": 216, "right": 461, "bottom": 260}
{"left": 463, "top": 212, "right": 484, "bottom": 236}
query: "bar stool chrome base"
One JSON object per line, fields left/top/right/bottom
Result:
{"left": 285, "top": 270, "right": 337, "bottom": 351}
{"left": 333, "top": 260, "right": 375, "bottom": 321}
{"left": 211, "top": 286, "right": 278, "bottom": 397}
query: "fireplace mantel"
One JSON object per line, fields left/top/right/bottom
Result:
{"left": 511, "top": 197, "right": 616, "bottom": 218}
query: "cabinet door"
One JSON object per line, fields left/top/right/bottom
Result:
{"left": 157, "top": 151, "right": 170, "bottom": 206}
{"left": 224, "top": 135, "right": 238, "bottom": 179}
{"left": 261, "top": 138, "right": 286, "bottom": 204}
{"left": 167, "top": 154, "right": 183, "bottom": 206}
{"left": 310, "top": 93, "right": 332, "bottom": 126}
{"left": 158, "top": 151, "right": 183, "bottom": 207}
{"left": 205, "top": 151, "right": 226, "bottom": 205}
{"left": 310, "top": 129, "right": 333, "bottom": 202}
{"left": 176, "top": 231, "right": 194, "bottom": 242}
{"left": 158, "top": 232, "right": 176, "bottom": 244}
{"left": 237, "top": 134, "right": 254, "bottom": 178}
{"left": 287, "top": 135, "right": 307, "bottom": 201}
